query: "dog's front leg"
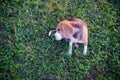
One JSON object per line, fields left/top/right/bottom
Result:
{"left": 83, "top": 45, "right": 87, "bottom": 55}
{"left": 68, "top": 41, "right": 73, "bottom": 55}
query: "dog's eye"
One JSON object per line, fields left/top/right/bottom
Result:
{"left": 57, "top": 29, "right": 60, "bottom": 31}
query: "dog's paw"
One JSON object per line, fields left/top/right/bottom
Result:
{"left": 68, "top": 50, "right": 72, "bottom": 55}
{"left": 68, "top": 52, "right": 72, "bottom": 55}
{"left": 83, "top": 51, "right": 87, "bottom": 55}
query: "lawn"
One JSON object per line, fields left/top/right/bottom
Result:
{"left": 0, "top": 0, "right": 120, "bottom": 80}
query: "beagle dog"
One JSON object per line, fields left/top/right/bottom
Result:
{"left": 49, "top": 18, "right": 88, "bottom": 55}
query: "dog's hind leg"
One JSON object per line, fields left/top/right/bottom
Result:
{"left": 68, "top": 41, "right": 73, "bottom": 55}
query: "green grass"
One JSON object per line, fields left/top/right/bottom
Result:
{"left": 0, "top": 0, "right": 120, "bottom": 80}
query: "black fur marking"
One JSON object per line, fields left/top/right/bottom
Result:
{"left": 68, "top": 18, "right": 80, "bottom": 21}
{"left": 68, "top": 18, "right": 75, "bottom": 21}
{"left": 70, "top": 22, "right": 83, "bottom": 29}
{"left": 71, "top": 23, "right": 81, "bottom": 28}
{"left": 73, "top": 31, "right": 82, "bottom": 39}
{"left": 73, "top": 31, "right": 79, "bottom": 38}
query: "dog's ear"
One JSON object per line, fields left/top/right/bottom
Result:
{"left": 61, "top": 22, "right": 74, "bottom": 39}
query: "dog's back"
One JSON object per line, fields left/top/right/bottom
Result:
{"left": 68, "top": 18, "right": 81, "bottom": 21}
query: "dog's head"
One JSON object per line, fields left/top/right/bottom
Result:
{"left": 54, "top": 21, "right": 74, "bottom": 40}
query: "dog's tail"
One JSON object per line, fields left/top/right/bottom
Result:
{"left": 48, "top": 30, "right": 56, "bottom": 36}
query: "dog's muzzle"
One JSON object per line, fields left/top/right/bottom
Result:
{"left": 54, "top": 32, "right": 62, "bottom": 40}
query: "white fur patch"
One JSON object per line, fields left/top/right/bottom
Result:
{"left": 54, "top": 32, "right": 62, "bottom": 40}
{"left": 71, "top": 37, "right": 84, "bottom": 43}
